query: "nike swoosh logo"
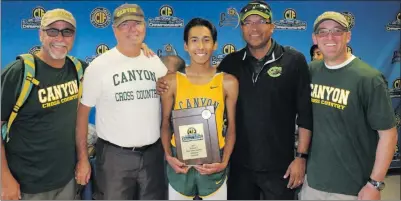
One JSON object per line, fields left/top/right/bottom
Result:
{"left": 210, "top": 86, "right": 219, "bottom": 89}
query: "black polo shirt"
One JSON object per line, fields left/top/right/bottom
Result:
{"left": 218, "top": 39, "right": 312, "bottom": 171}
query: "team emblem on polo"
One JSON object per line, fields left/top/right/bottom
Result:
{"left": 267, "top": 66, "right": 282, "bottom": 77}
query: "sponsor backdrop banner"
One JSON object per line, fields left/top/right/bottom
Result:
{"left": 1, "top": 1, "right": 400, "bottom": 148}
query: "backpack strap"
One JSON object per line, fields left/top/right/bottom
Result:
{"left": 67, "top": 55, "right": 83, "bottom": 102}
{"left": 2, "top": 54, "right": 40, "bottom": 142}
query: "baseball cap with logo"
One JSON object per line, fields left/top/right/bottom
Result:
{"left": 313, "top": 11, "right": 349, "bottom": 32}
{"left": 41, "top": 8, "right": 76, "bottom": 28}
{"left": 113, "top": 4, "right": 145, "bottom": 27}
{"left": 239, "top": 1, "right": 273, "bottom": 22}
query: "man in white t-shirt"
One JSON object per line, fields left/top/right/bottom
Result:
{"left": 75, "top": 3, "right": 167, "bottom": 199}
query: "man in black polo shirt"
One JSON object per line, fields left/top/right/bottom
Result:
{"left": 217, "top": 1, "right": 312, "bottom": 199}
{"left": 156, "top": 1, "right": 312, "bottom": 199}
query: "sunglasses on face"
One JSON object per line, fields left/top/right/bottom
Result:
{"left": 42, "top": 28, "right": 75, "bottom": 37}
{"left": 315, "top": 28, "right": 348, "bottom": 37}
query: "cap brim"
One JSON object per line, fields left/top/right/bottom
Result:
{"left": 114, "top": 15, "right": 144, "bottom": 26}
{"left": 241, "top": 10, "right": 270, "bottom": 21}
{"left": 313, "top": 18, "right": 347, "bottom": 32}
{"left": 42, "top": 18, "right": 76, "bottom": 28}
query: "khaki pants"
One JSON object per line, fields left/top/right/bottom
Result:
{"left": 21, "top": 178, "right": 76, "bottom": 200}
{"left": 299, "top": 175, "right": 357, "bottom": 200}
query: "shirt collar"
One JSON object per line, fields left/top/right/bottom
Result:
{"left": 242, "top": 39, "right": 276, "bottom": 62}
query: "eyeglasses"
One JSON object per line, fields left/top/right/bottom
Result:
{"left": 241, "top": 19, "right": 271, "bottom": 26}
{"left": 42, "top": 28, "right": 75, "bottom": 37}
{"left": 315, "top": 28, "right": 348, "bottom": 37}
{"left": 118, "top": 21, "right": 144, "bottom": 30}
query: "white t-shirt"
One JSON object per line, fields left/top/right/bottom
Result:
{"left": 81, "top": 47, "right": 167, "bottom": 147}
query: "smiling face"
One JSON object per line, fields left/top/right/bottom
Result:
{"left": 113, "top": 20, "right": 146, "bottom": 47}
{"left": 313, "top": 20, "right": 351, "bottom": 64}
{"left": 184, "top": 26, "right": 217, "bottom": 65}
{"left": 40, "top": 20, "right": 75, "bottom": 60}
{"left": 241, "top": 14, "right": 274, "bottom": 50}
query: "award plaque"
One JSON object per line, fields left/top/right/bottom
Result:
{"left": 172, "top": 106, "right": 221, "bottom": 165}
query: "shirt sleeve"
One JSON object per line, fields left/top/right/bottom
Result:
{"left": 1, "top": 60, "right": 24, "bottom": 121}
{"left": 80, "top": 63, "right": 102, "bottom": 107}
{"left": 156, "top": 58, "right": 168, "bottom": 78}
{"left": 363, "top": 74, "right": 396, "bottom": 131}
{"left": 295, "top": 53, "right": 313, "bottom": 131}
{"left": 217, "top": 55, "right": 230, "bottom": 73}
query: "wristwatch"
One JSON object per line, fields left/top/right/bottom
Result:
{"left": 295, "top": 152, "right": 308, "bottom": 160}
{"left": 368, "top": 178, "right": 385, "bottom": 191}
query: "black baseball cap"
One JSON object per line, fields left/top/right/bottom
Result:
{"left": 239, "top": 1, "right": 273, "bottom": 22}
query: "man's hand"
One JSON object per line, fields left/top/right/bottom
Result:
{"left": 194, "top": 162, "right": 227, "bottom": 175}
{"left": 75, "top": 158, "right": 91, "bottom": 185}
{"left": 284, "top": 157, "right": 306, "bottom": 189}
{"left": 141, "top": 43, "right": 156, "bottom": 57}
{"left": 358, "top": 182, "right": 380, "bottom": 200}
{"left": 156, "top": 77, "right": 169, "bottom": 95}
{"left": 1, "top": 174, "right": 21, "bottom": 200}
{"left": 166, "top": 155, "right": 189, "bottom": 174}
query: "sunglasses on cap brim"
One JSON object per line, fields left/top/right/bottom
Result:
{"left": 240, "top": 3, "right": 272, "bottom": 18}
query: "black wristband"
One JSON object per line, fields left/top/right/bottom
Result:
{"left": 368, "top": 178, "right": 385, "bottom": 191}
{"left": 295, "top": 152, "right": 308, "bottom": 159}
